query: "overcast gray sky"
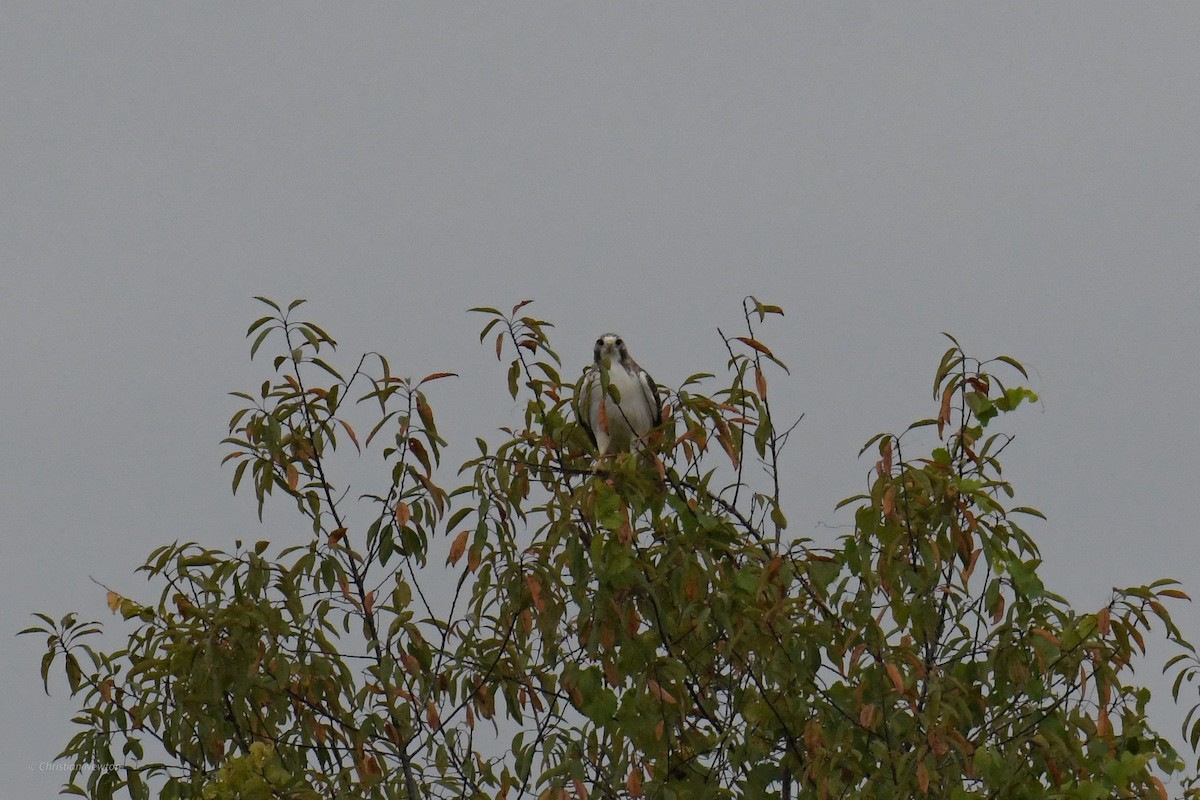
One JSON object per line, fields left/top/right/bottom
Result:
{"left": 5, "top": 4, "right": 1200, "bottom": 796}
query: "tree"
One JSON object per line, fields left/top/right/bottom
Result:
{"left": 24, "top": 297, "right": 1200, "bottom": 799}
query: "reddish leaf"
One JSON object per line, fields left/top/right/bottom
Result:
{"left": 754, "top": 366, "right": 767, "bottom": 399}
{"left": 917, "top": 761, "right": 929, "bottom": 794}
{"left": 395, "top": 502, "right": 412, "bottom": 528}
{"left": 495, "top": 332, "right": 505, "bottom": 361}
{"left": 885, "top": 662, "right": 904, "bottom": 693}
{"left": 938, "top": 386, "right": 954, "bottom": 438}
{"left": 717, "top": 426, "right": 740, "bottom": 469}
{"left": 511, "top": 299, "right": 534, "bottom": 315}
{"left": 419, "top": 372, "right": 458, "bottom": 385}
{"left": 526, "top": 574, "right": 546, "bottom": 613}
{"left": 286, "top": 463, "right": 299, "bottom": 492}
{"left": 338, "top": 419, "right": 361, "bottom": 452}
{"left": 626, "top": 766, "right": 643, "bottom": 797}
{"left": 881, "top": 486, "right": 896, "bottom": 519}
{"left": 426, "top": 701, "right": 441, "bottom": 729}
{"left": 1097, "top": 606, "right": 1111, "bottom": 636}
{"left": 1097, "top": 706, "right": 1111, "bottom": 737}
{"left": 735, "top": 336, "right": 775, "bottom": 357}
{"left": 1032, "top": 628, "right": 1060, "bottom": 647}
{"left": 328, "top": 527, "right": 347, "bottom": 547}
{"left": 448, "top": 530, "right": 469, "bottom": 566}
{"left": 618, "top": 504, "right": 634, "bottom": 545}
{"left": 648, "top": 679, "right": 677, "bottom": 705}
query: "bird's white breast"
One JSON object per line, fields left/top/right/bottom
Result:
{"left": 590, "top": 364, "right": 654, "bottom": 452}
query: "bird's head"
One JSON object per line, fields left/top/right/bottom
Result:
{"left": 593, "top": 333, "right": 628, "bottom": 367}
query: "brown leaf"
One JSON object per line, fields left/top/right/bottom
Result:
{"left": 754, "top": 366, "right": 767, "bottom": 400}
{"left": 735, "top": 336, "right": 775, "bottom": 357}
{"left": 495, "top": 332, "right": 505, "bottom": 361}
{"left": 426, "top": 701, "right": 441, "bottom": 729}
{"left": 395, "top": 501, "right": 411, "bottom": 528}
{"left": 917, "top": 761, "right": 929, "bottom": 794}
{"left": 511, "top": 299, "right": 534, "bottom": 315}
{"left": 286, "top": 463, "right": 299, "bottom": 492}
{"left": 339, "top": 575, "right": 351, "bottom": 600}
{"left": 618, "top": 503, "right": 634, "bottom": 545}
{"left": 928, "top": 728, "right": 948, "bottom": 757}
{"left": 648, "top": 679, "right": 677, "bottom": 705}
{"left": 99, "top": 678, "right": 113, "bottom": 703}
{"left": 338, "top": 419, "right": 360, "bottom": 452}
{"left": 468, "top": 543, "right": 482, "bottom": 573}
{"left": 717, "top": 425, "right": 740, "bottom": 469}
{"left": 106, "top": 591, "right": 121, "bottom": 614}
{"left": 881, "top": 486, "right": 896, "bottom": 519}
{"left": 1097, "top": 606, "right": 1111, "bottom": 636}
{"left": 859, "top": 703, "right": 876, "bottom": 729}
{"left": 449, "top": 530, "right": 469, "bottom": 566}
{"left": 625, "top": 606, "right": 641, "bottom": 637}
{"left": 364, "top": 590, "right": 375, "bottom": 616}
{"left": 885, "top": 662, "right": 904, "bottom": 693}
{"left": 599, "top": 621, "right": 616, "bottom": 650}
{"left": 328, "top": 527, "right": 347, "bottom": 547}
{"left": 804, "top": 718, "right": 823, "bottom": 750}
{"left": 938, "top": 386, "right": 954, "bottom": 438}
{"left": 1152, "top": 776, "right": 1168, "bottom": 800}
{"left": 626, "top": 766, "right": 643, "bottom": 798}
{"left": 1032, "top": 628, "right": 1059, "bottom": 647}
{"left": 419, "top": 372, "right": 458, "bottom": 385}
{"left": 962, "top": 547, "right": 982, "bottom": 581}
{"left": 525, "top": 574, "right": 546, "bottom": 613}
{"left": 1097, "top": 706, "right": 1111, "bottom": 737}
{"left": 1129, "top": 623, "right": 1146, "bottom": 654}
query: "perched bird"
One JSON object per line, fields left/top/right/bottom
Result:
{"left": 577, "top": 333, "right": 662, "bottom": 458}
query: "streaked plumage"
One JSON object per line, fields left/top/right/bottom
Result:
{"left": 577, "top": 333, "right": 662, "bottom": 457}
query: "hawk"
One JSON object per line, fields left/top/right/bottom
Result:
{"left": 577, "top": 333, "right": 662, "bottom": 458}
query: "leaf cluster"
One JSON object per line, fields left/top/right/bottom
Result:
{"left": 24, "top": 298, "right": 1200, "bottom": 800}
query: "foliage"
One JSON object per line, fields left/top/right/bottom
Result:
{"left": 24, "top": 296, "right": 1200, "bottom": 799}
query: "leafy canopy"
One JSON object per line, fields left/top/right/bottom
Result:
{"left": 24, "top": 297, "right": 1200, "bottom": 799}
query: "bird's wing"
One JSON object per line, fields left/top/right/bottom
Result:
{"left": 575, "top": 367, "right": 599, "bottom": 447}
{"left": 637, "top": 367, "right": 663, "bottom": 427}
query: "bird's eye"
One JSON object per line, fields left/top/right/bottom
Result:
{"left": 596, "top": 338, "right": 603, "bottom": 347}
{"left": 616, "top": 339, "right": 624, "bottom": 347}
